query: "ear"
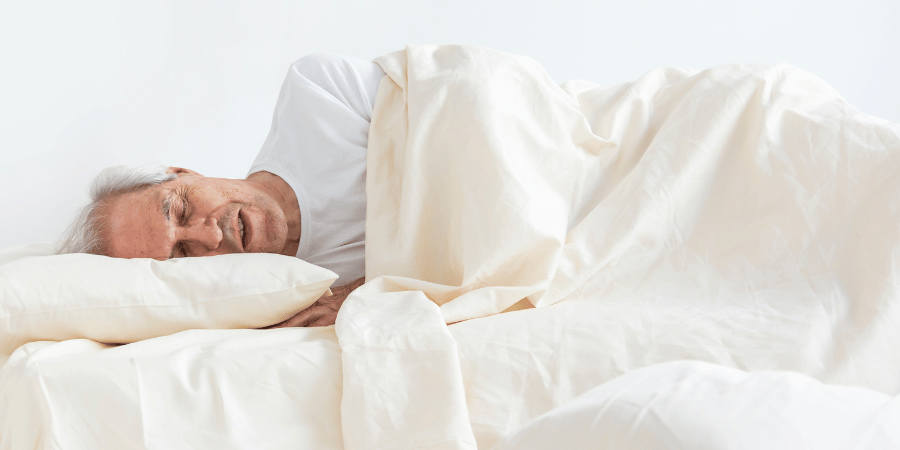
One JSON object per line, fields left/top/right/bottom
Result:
{"left": 167, "top": 167, "right": 202, "bottom": 177}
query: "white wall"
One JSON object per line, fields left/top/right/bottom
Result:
{"left": 1, "top": 0, "right": 898, "bottom": 248}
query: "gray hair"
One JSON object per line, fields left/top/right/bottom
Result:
{"left": 56, "top": 164, "right": 177, "bottom": 255}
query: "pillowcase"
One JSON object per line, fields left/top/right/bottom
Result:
{"left": 0, "top": 247, "right": 338, "bottom": 357}
{"left": 0, "top": 242, "right": 57, "bottom": 267}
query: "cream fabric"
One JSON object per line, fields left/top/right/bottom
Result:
{"left": 336, "top": 291, "right": 476, "bottom": 450}
{"left": 493, "top": 361, "right": 900, "bottom": 450}
{"left": 0, "top": 242, "right": 56, "bottom": 267}
{"left": 448, "top": 297, "right": 899, "bottom": 448}
{"left": 0, "top": 328, "right": 344, "bottom": 450}
{"left": 366, "top": 46, "right": 593, "bottom": 322}
{"left": 357, "top": 45, "right": 900, "bottom": 447}
{"left": 8, "top": 290, "right": 900, "bottom": 450}
{"left": 0, "top": 251, "right": 337, "bottom": 357}
{"left": 365, "top": 45, "right": 900, "bottom": 329}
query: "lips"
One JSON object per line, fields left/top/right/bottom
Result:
{"left": 238, "top": 214, "right": 245, "bottom": 249}
{"left": 237, "top": 209, "right": 249, "bottom": 252}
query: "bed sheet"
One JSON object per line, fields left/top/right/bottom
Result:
{"left": 493, "top": 360, "right": 900, "bottom": 450}
{"left": 341, "top": 286, "right": 900, "bottom": 449}
{"left": 6, "top": 287, "right": 900, "bottom": 449}
{"left": 0, "top": 328, "right": 344, "bottom": 450}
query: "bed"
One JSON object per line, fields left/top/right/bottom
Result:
{"left": 3, "top": 45, "right": 900, "bottom": 449}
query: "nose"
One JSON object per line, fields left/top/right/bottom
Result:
{"left": 179, "top": 217, "right": 223, "bottom": 253}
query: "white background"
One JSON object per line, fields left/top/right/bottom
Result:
{"left": 1, "top": 0, "right": 898, "bottom": 248}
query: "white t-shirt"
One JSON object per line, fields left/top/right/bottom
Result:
{"left": 248, "top": 53, "right": 384, "bottom": 285}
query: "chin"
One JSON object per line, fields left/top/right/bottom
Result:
{"left": 254, "top": 239, "right": 286, "bottom": 256}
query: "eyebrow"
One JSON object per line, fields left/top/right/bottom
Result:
{"left": 161, "top": 190, "right": 174, "bottom": 222}
{"left": 160, "top": 189, "right": 177, "bottom": 258}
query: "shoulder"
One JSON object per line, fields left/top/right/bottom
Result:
{"left": 285, "top": 52, "right": 385, "bottom": 120}
{"left": 289, "top": 53, "right": 365, "bottom": 77}
{"left": 287, "top": 52, "right": 384, "bottom": 94}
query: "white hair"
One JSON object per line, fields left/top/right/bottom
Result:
{"left": 56, "top": 164, "right": 177, "bottom": 255}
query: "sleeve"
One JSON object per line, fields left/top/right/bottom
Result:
{"left": 287, "top": 52, "right": 385, "bottom": 122}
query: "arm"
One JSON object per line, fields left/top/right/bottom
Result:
{"left": 269, "top": 277, "right": 366, "bottom": 328}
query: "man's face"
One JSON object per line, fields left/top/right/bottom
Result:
{"left": 101, "top": 171, "right": 290, "bottom": 259}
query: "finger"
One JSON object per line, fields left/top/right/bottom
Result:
{"left": 275, "top": 306, "right": 325, "bottom": 328}
{"left": 285, "top": 309, "right": 324, "bottom": 327}
{"left": 308, "top": 313, "right": 338, "bottom": 327}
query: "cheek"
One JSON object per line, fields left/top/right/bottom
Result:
{"left": 252, "top": 193, "right": 287, "bottom": 241}
{"left": 264, "top": 211, "right": 286, "bottom": 242}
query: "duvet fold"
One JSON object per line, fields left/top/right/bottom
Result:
{"left": 336, "top": 290, "right": 476, "bottom": 450}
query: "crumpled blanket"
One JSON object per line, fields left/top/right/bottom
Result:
{"left": 336, "top": 45, "right": 900, "bottom": 448}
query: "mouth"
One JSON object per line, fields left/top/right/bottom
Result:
{"left": 238, "top": 210, "right": 248, "bottom": 251}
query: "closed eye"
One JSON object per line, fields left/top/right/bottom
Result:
{"left": 176, "top": 186, "right": 191, "bottom": 225}
{"left": 171, "top": 242, "right": 189, "bottom": 259}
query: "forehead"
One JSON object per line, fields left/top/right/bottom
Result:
{"left": 101, "top": 184, "right": 172, "bottom": 259}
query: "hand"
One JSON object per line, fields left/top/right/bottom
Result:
{"left": 269, "top": 277, "right": 365, "bottom": 328}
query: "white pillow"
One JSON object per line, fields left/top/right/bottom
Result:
{"left": 0, "top": 247, "right": 338, "bottom": 356}
{"left": 0, "top": 242, "right": 57, "bottom": 266}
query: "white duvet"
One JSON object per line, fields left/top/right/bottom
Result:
{"left": 3, "top": 45, "right": 900, "bottom": 449}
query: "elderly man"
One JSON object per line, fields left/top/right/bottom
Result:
{"left": 58, "top": 53, "right": 383, "bottom": 326}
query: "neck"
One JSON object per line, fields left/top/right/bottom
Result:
{"left": 245, "top": 171, "right": 301, "bottom": 256}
